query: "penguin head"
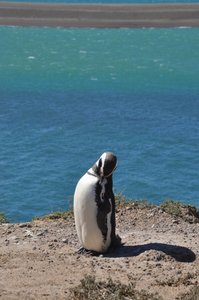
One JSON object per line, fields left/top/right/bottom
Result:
{"left": 92, "top": 152, "right": 117, "bottom": 178}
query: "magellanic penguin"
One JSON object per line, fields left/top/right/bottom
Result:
{"left": 74, "top": 152, "right": 120, "bottom": 254}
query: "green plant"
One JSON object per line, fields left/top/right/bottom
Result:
{"left": 115, "top": 192, "right": 130, "bottom": 207}
{"left": 115, "top": 192, "right": 152, "bottom": 210}
{"left": 186, "top": 205, "right": 199, "bottom": 220}
{"left": 160, "top": 200, "right": 199, "bottom": 223}
{"left": 160, "top": 200, "right": 183, "bottom": 217}
{"left": 69, "top": 275, "right": 162, "bottom": 300}
{"left": 0, "top": 212, "right": 8, "bottom": 223}
{"left": 33, "top": 210, "right": 73, "bottom": 221}
{"left": 33, "top": 195, "right": 74, "bottom": 221}
{"left": 157, "top": 272, "right": 196, "bottom": 287}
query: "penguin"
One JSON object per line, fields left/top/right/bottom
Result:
{"left": 74, "top": 152, "right": 120, "bottom": 254}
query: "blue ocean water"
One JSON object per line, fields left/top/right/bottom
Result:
{"left": 1, "top": 0, "right": 199, "bottom": 3}
{"left": 0, "top": 26, "right": 199, "bottom": 222}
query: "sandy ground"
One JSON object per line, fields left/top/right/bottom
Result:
{"left": 0, "top": 2, "right": 199, "bottom": 28}
{"left": 0, "top": 204, "right": 198, "bottom": 300}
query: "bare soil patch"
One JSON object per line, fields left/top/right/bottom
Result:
{"left": 0, "top": 204, "right": 199, "bottom": 299}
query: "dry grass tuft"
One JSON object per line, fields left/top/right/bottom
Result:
{"left": 160, "top": 200, "right": 199, "bottom": 223}
{"left": 178, "top": 286, "right": 199, "bottom": 300}
{"left": 69, "top": 275, "right": 162, "bottom": 300}
{"left": 0, "top": 212, "right": 8, "bottom": 223}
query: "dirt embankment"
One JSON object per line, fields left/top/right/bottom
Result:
{"left": 0, "top": 203, "right": 199, "bottom": 299}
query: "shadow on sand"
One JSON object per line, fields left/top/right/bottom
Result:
{"left": 106, "top": 243, "right": 196, "bottom": 263}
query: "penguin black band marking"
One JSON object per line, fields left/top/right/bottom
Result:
{"left": 87, "top": 171, "right": 99, "bottom": 178}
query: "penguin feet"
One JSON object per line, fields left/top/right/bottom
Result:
{"left": 76, "top": 247, "right": 100, "bottom": 257}
{"left": 107, "top": 234, "right": 124, "bottom": 253}
{"left": 112, "top": 234, "right": 124, "bottom": 248}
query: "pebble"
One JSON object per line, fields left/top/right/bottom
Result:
{"left": 62, "top": 238, "right": 68, "bottom": 244}
{"left": 147, "top": 212, "right": 155, "bottom": 217}
{"left": 24, "top": 230, "right": 34, "bottom": 238}
{"left": 155, "top": 263, "right": 162, "bottom": 268}
{"left": 37, "top": 229, "right": 48, "bottom": 236}
{"left": 126, "top": 206, "right": 132, "bottom": 211}
{"left": 5, "top": 239, "right": 9, "bottom": 246}
{"left": 10, "top": 235, "right": 20, "bottom": 242}
{"left": 19, "top": 223, "right": 31, "bottom": 228}
{"left": 37, "top": 231, "right": 45, "bottom": 237}
{"left": 172, "top": 219, "right": 179, "bottom": 224}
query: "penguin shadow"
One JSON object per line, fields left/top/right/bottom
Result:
{"left": 105, "top": 243, "right": 196, "bottom": 263}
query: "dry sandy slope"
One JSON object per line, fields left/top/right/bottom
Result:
{"left": 0, "top": 205, "right": 199, "bottom": 300}
{"left": 0, "top": 3, "right": 199, "bottom": 28}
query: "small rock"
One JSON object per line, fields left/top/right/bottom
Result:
{"left": 172, "top": 219, "right": 179, "bottom": 224}
{"left": 10, "top": 236, "right": 20, "bottom": 242}
{"left": 126, "top": 206, "right": 132, "bottom": 211}
{"left": 19, "top": 223, "right": 30, "bottom": 228}
{"left": 62, "top": 238, "right": 68, "bottom": 244}
{"left": 37, "top": 232, "right": 45, "bottom": 237}
{"left": 147, "top": 212, "right": 155, "bottom": 217}
{"left": 5, "top": 239, "right": 9, "bottom": 246}
{"left": 24, "top": 230, "right": 34, "bottom": 238}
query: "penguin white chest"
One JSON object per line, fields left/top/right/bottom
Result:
{"left": 74, "top": 173, "right": 112, "bottom": 253}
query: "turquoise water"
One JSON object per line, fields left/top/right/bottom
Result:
{"left": 1, "top": 0, "right": 199, "bottom": 2}
{"left": 1, "top": 0, "right": 199, "bottom": 3}
{"left": 0, "top": 26, "right": 199, "bottom": 222}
